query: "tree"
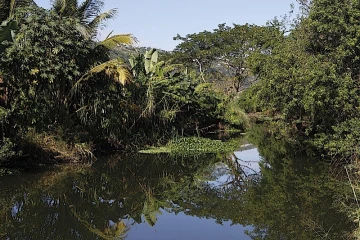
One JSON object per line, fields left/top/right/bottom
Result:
{"left": 242, "top": 0, "right": 360, "bottom": 160}
{"left": 49, "top": 0, "right": 135, "bottom": 89}
{"left": 0, "top": 7, "right": 95, "bottom": 128}
{"left": 173, "top": 30, "right": 215, "bottom": 81}
{"left": 212, "top": 23, "right": 282, "bottom": 91}
{"left": 0, "top": 2, "right": 138, "bottom": 159}
{"left": 296, "top": 0, "right": 312, "bottom": 14}
{"left": 51, "top": 0, "right": 114, "bottom": 39}
{"left": 50, "top": 0, "right": 134, "bottom": 44}
{"left": 173, "top": 24, "right": 282, "bottom": 91}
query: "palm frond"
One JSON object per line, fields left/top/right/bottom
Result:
{"left": 105, "top": 30, "right": 113, "bottom": 39}
{"left": 77, "top": 0, "right": 93, "bottom": 20}
{"left": 99, "top": 34, "right": 136, "bottom": 49}
{"left": 78, "top": 0, "right": 103, "bottom": 24}
{"left": 86, "top": 59, "right": 133, "bottom": 85}
{"left": 51, "top": 0, "right": 67, "bottom": 15}
{"left": 72, "top": 59, "right": 133, "bottom": 95}
{"left": 87, "top": 8, "right": 117, "bottom": 35}
{"left": 63, "top": 0, "right": 78, "bottom": 17}
{"left": 75, "top": 21, "right": 91, "bottom": 39}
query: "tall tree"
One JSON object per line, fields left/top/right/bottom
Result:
{"left": 212, "top": 23, "right": 282, "bottom": 91}
{"left": 173, "top": 24, "right": 282, "bottom": 91}
{"left": 173, "top": 30, "right": 215, "bottom": 81}
{"left": 50, "top": 0, "right": 132, "bottom": 43}
{"left": 1, "top": 7, "right": 96, "bottom": 127}
{"left": 49, "top": 0, "right": 136, "bottom": 88}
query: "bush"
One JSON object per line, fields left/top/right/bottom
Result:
{"left": 0, "top": 138, "right": 16, "bottom": 163}
{"left": 222, "top": 98, "right": 249, "bottom": 129}
{"left": 237, "top": 84, "right": 262, "bottom": 113}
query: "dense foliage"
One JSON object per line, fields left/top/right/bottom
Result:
{"left": 238, "top": 0, "right": 360, "bottom": 162}
{"left": 0, "top": 0, "right": 248, "bottom": 166}
{"left": 0, "top": 0, "right": 357, "bottom": 167}
{"left": 173, "top": 23, "right": 282, "bottom": 91}
{"left": 1, "top": 0, "right": 360, "bottom": 238}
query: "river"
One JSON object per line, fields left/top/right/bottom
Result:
{"left": 0, "top": 129, "right": 356, "bottom": 239}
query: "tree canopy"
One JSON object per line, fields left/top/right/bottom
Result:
{"left": 239, "top": 0, "right": 360, "bottom": 161}
{"left": 173, "top": 23, "right": 282, "bottom": 91}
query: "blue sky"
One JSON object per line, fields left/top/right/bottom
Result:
{"left": 34, "top": 0, "right": 298, "bottom": 50}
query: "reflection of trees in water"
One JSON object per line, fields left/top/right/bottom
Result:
{"left": 243, "top": 125, "right": 354, "bottom": 239}
{"left": 0, "top": 129, "right": 355, "bottom": 239}
{"left": 166, "top": 126, "right": 354, "bottom": 239}
{"left": 0, "top": 154, "right": 222, "bottom": 239}
{"left": 224, "top": 153, "right": 260, "bottom": 188}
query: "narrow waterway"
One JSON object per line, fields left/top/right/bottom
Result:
{"left": 0, "top": 134, "right": 355, "bottom": 239}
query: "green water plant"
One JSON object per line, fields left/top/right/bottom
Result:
{"left": 139, "top": 136, "right": 243, "bottom": 156}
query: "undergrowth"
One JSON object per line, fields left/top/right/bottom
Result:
{"left": 19, "top": 129, "right": 96, "bottom": 165}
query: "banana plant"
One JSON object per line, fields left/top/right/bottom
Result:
{"left": 130, "top": 48, "right": 184, "bottom": 80}
{"left": 144, "top": 48, "right": 165, "bottom": 78}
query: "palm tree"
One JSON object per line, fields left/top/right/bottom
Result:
{"left": 50, "top": 0, "right": 132, "bottom": 42}
{"left": 50, "top": 0, "right": 136, "bottom": 87}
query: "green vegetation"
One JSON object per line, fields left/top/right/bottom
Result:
{"left": 0, "top": 0, "right": 357, "bottom": 166}
{"left": 172, "top": 23, "right": 281, "bottom": 91}
{"left": 239, "top": 0, "right": 360, "bottom": 162}
{"left": 164, "top": 0, "right": 360, "bottom": 236}
{"left": 139, "top": 136, "right": 243, "bottom": 156}
{"left": 1, "top": 0, "right": 360, "bottom": 237}
{"left": 153, "top": 0, "right": 360, "bottom": 167}
{"left": 0, "top": 0, "right": 248, "bottom": 166}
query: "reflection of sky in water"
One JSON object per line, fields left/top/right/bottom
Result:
{"left": 127, "top": 209, "right": 252, "bottom": 240}
{"left": 207, "top": 146, "right": 261, "bottom": 186}
{"left": 127, "top": 147, "right": 259, "bottom": 239}
{"left": 4, "top": 146, "right": 260, "bottom": 240}
{"left": 234, "top": 147, "right": 262, "bottom": 173}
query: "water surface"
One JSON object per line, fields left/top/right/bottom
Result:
{"left": 0, "top": 134, "right": 355, "bottom": 239}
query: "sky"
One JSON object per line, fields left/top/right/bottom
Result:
{"left": 34, "top": 0, "right": 298, "bottom": 51}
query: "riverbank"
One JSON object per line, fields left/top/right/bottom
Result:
{"left": 0, "top": 125, "right": 246, "bottom": 169}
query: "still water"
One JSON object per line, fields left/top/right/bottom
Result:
{"left": 0, "top": 132, "right": 356, "bottom": 239}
